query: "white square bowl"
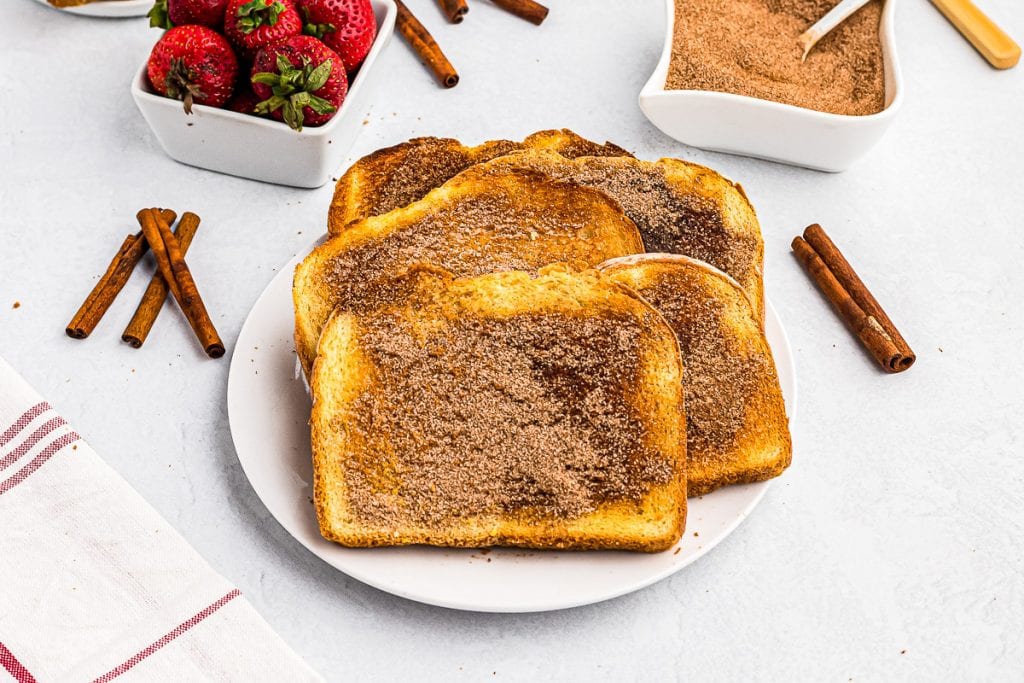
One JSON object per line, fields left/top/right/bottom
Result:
{"left": 131, "top": 0, "right": 396, "bottom": 188}
{"left": 639, "top": 0, "right": 902, "bottom": 172}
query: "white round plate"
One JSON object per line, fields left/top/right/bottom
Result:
{"left": 30, "top": 0, "right": 151, "bottom": 18}
{"left": 228, "top": 252, "right": 797, "bottom": 613}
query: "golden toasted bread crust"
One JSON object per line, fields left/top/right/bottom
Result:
{"left": 600, "top": 254, "right": 790, "bottom": 496}
{"left": 295, "top": 160, "right": 645, "bottom": 376}
{"left": 466, "top": 151, "right": 765, "bottom": 322}
{"left": 327, "top": 129, "right": 632, "bottom": 234}
{"left": 311, "top": 267, "right": 687, "bottom": 551}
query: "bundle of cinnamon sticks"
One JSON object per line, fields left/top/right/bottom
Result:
{"left": 792, "top": 224, "right": 914, "bottom": 373}
{"left": 66, "top": 209, "right": 223, "bottom": 358}
{"left": 396, "top": 0, "right": 550, "bottom": 88}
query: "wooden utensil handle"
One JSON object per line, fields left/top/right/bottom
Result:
{"left": 930, "top": 0, "right": 1020, "bottom": 69}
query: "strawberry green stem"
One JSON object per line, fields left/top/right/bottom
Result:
{"left": 236, "top": 0, "right": 286, "bottom": 34}
{"left": 300, "top": 7, "right": 336, "bottom": 39}
{"left": 148, "top": 0, "right": 172, "bottom": 29}
{"left": 252, "top": 55, "right": 336, "bottom": 131}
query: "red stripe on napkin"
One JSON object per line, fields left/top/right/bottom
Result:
{"left": 0, "top": 416, "right": 66, "bottom": 472}
{"left": 90, "top": 590, "right": 242, "bottom": 683}
{"left": 0, "top": 402, "right": 50, "bottom": 449}
{"left": 0, "top": 432, "right": 81, "bottom": 497}
{"left": 0, "top": 641, "right": 37, "bottom": 683}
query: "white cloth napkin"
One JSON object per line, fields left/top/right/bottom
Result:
{"left": 0, "top": 356, "right": 322, "bottom": 682}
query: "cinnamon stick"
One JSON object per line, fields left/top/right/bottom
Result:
{"left": 395, "top": 0, "right": 460, "bottom": 88}
{"left": 437, "top": 0, "right": 468, "bottom": 23}
{"left": 490, "top": 0, "right": 548, "bottom": 25}
{"left": 66, "top": 209, "right": 177, "bottom": 339}
{"left": 792, "top": 225, "right": 914, "bottom": 373}
{"left": 122, "top": 212, "right": 201, "bottom": 348}
{"left": 136, "top": 209, "right": 224, "bottom": 358}
{"left": 803, "top": 224, "right": 914, "bottom": 360}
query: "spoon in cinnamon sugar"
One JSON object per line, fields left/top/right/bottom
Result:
{"left": 797, "top": 0, "right": 874, "bottom": 61}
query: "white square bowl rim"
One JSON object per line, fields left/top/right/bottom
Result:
{"left": 639, "top": 0, "right": 903, "bottom": 124}
{"left": 130, "top": 0, "right": 397, "bottom": 139}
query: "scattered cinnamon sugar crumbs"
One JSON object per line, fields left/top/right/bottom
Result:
{"left": 666, "top": 0, "right": 885, "bottom": 116}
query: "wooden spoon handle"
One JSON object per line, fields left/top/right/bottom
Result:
{"left": 930, "top": 0, "right": 1020, "bottom": 69}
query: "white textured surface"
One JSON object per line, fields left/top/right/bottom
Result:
{"left": 2, "top": 0, "right": 1022, "bottom": 679}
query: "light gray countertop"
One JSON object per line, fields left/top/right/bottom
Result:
{"left": 2, "top": 0, "right": 1022, "bottom": 679}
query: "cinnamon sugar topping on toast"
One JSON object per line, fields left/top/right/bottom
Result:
{"left": 343, "top": 312, "right": 674, "bottom": 526}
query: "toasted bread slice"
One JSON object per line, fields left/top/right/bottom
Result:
{"left": 600, "top": 254, "right": 791, "bottom": 496}
{"left": 327, "top": 129, "right": 630, "bottom": 233}
{"left": 294, "top": 163, "right": 644, "bottom": 376}
{"left": 311, "top": 266, "right": 687, "bottom": 551}
{"left": 465, "top": 151, "right": 765, "bottom": 322}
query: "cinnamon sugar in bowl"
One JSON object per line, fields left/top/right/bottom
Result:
{"left": 639, "top": 0, "right": 902, "bottom": 172}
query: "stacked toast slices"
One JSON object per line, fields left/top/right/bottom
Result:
{"left": 295, "top": 129, "right": 791, "bottom": 551}
{"left": 294, "top": 155, "right": 643, "bottom": 377}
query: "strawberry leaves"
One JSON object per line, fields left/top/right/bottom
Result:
{"left": 148, "top": 0, "right": 172, "bottom": 29}
{"left": 165, "top": 58, "right": 207, "bottom": 114}
{"left": 299, "top": 6, "right": 336, "bottom": 40}
{"left": 235, "top": 0, "right": 286, "bottom": 34}
{"left": 252, "top": 55, "right": 336, "bottom": 131}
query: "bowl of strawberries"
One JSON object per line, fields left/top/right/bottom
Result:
{"left": 132, "top": 0, "right": 396, "bottom": 188}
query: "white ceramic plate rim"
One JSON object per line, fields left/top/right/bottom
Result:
{"left": 31, "top": 0, "right": 151, "bottom": 17}
{"left": 227, "top": 251, "right": 797, "bottom": 612}
{"left": 639, "top": 0, "right": 903, "bottom": 122}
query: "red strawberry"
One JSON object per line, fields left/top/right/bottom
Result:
{"left": 251, "top": 35, "right": 347, "bottom": 130}
{"left": 296, "top": 0, "right": 376, "bottom": 72}
{"left": 148, "top": 0, "right": 230, "bottom": 29}
{"left": 225, "top": 86, "right": 261, "bottom": 114}
{"left": 224, "top": 0, "right": 302, "bottom": 58}
{"left": 147, "top": 25, "right": 239, "bottom": 113}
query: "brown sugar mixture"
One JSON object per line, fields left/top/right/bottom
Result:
{"left": 665, "top": 0, "right": 886, "bottom": 116}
